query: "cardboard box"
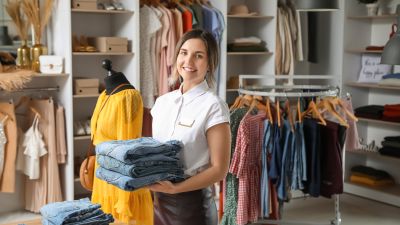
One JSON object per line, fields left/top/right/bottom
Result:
{"left": 88, "top": 37, "right": 128, "bottom": 53}
{"left": 74, "top": 78, "right": 99, "bottom": 95}
{"left": 72, "top": 0, "right": 98, "bottom": 10}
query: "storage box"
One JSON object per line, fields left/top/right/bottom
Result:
{"left": 74, "top": 78, "right": 99, "bottom": 95}
{"left": 88, "top": 37, "right": 128, "bottom": 53}
{"left": 72, "top": 0, "right": 98, "bottom": 10}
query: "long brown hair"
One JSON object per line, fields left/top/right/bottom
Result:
{"left": 169, "top": 29, "right": 219, "bottom": 88}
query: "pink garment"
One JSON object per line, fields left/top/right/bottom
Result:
{"left": 158, "top": 6, "right": 171, "bottom": 96}
{"left": 56, "top": 105, "right": 67, "bottom": 164}
{"left": 343, "top": 98, "right": 361, "bottom": 151}
{"left": 165, "top": 8, "right": 177, "bottom": 76}
{"left": 172, "top": 9, "right": 183, "bottom": 45}
{"left": 229, "top": 113, "right": 265, "bottom": 225}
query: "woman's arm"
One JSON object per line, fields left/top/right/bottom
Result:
{"left": 149, "top": 122, "right": 231, "bottom": 194}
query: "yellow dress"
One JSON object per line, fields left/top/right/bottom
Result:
{"left": 90, "top": 89, "right": 153, "bottom": 225}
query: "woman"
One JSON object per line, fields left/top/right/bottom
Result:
{"left": 149, "top": 29, "right": 231, "bottom": 225}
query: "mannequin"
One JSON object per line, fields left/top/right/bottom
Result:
{"left": 102, "top": 59, "right": 135, "bottom": 94}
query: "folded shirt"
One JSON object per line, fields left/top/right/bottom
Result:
{"left": 233, "top": 36, "right": 262, "bottom": 44}
{"left": 354, "top": 105, "right": 384, "bottom": 114}
{"left": 365, "top": 45, "right": 385, "bottom": 51}
{"left": 351, "top": 165, "right": 392, "bottom": 180}
{"left": 228, "top": 41, "right": 268, "bottom": 52}
{"left": 350, "top": 174, "right": 394, "bottom": 187}
{"left": 384, "top": 136, "right": 400, "bottom": 142}
{"left": 96, "top": 167, "right": 185, "bottom": 191}
{"left": 379, "top": 147, "right": 400, "bottom": 158}
{"left": 382, "top": 73, "right": 400, "bottom": 79}
{"left": 381, "top": 140, "right": 400, "bottom": 148}
{"left": 96, "top": 137, "right": 182, "bottom": 163}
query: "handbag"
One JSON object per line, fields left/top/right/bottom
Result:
{"left": 79, "top": 83, "right": 131, "bottom": 191}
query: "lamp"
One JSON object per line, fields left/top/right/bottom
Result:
{"left": 381, "top": 5, "right": 400, "bottom": 65}
{"left": 294, "top": 0, "right": 339, "bottom": 12}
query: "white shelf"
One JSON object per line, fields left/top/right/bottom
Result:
{"left": 347, "top": 150, "right": 400, "bottom": 162}
{"left": 32, "top": 73, "right": 69, "bottom": 77}
{"left": 72, "top": 52, "right": 134, "bottom": 56}
{"left": 73, "top": 94, "right": 100, "bottom": 99}
{"left": 345, "top": 49, "right": 382, "bottom": 54}
{"left": 347, "top": 14, "right": 397, "bottom": 20}
{"left": 74, "top": 135, "right": 91, "bottom": 141}
{"left": 71, "top": 9, "right": 134, "bottom": 14}
{"left": 346, "top": 82, "right": 400, "bottom": 91}
{"left": 227, "top": 15, "right": 274, "bottom": 19}
{"left": 357, "top": 117, "right": 400, "bottom": 127}
{"left": 344, "top": 181, "right": 400, "bottom": 207}
{"left": 227, "top": 51, "right": 273, "bottom": 56}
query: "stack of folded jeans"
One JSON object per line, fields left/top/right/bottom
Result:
{"left": 96, "top": 137, "right": 185, "bottom": 191}
{"left": 40, "top": 198, "right": 114, "bottom": 225}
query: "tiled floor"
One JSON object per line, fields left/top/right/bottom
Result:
{"left": 1, "top": 193, "right": 399, "bottom": 225}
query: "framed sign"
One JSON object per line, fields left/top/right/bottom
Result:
{"left": 357, "top": 54, "right": 392, "bottom": 83}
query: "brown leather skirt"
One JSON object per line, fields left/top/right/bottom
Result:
{"left": 154, "top": 187, "right": 217, "bottom": 225}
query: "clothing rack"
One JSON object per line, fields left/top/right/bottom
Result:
{"left": 0, "top": 86, "right": 60, "bottom": 93}
{"left": 237, "top": 75, "right": 342, "bottom": 225}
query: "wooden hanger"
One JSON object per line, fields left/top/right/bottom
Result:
{"left": 238, "top": 94, "right": 253, "bottom": 108}
{"left": 284, "top": 99, "right": 294, "bottom": 132}
{"left": 265, "top": 97, "right": 273, "bottom": 124}
{"left": 229, "top": 95, "right": 243, "bottom": 111}
{"left": 30, "top": 107, "right": 42, "bottom": 119}
{"left": 296, "top": 97, "right": 302, "bottom": 123}
{"left": 0, "top": 111, "right": 13, "bottom": 122}
{"left": 317, "top": 99, "right": 349, "bottom": 128}
{"left": 276, "top": 98, "right": 281, "bottom": 127}
{"left": 302, "top": 99, "right": 327, "bottom": 126}
{"left": 327, "top": 97, "right": 358, "bottom": 122}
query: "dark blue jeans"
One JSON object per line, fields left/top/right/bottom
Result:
{"left": 96, "top": 167, "right": 184, "bottom": 191}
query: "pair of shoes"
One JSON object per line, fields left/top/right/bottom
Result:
{"left": 98, "top": 1, "right": 124, "bottom": 10}
{"left": 360, "top": 140, "right": 379, "bottom": 152}
{"left": 72, "top": 35, "right": 97, "bottom": 52}
{"left": 74, "top": 120, "right": 91, "bottom": 136}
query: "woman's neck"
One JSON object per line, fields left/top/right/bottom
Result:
{"left": 104, "top": 72, "right": 132, "bottom": 94}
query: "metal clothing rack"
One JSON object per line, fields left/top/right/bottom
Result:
{"left": 237, "top": 75, "right": 342, "bottom": 225}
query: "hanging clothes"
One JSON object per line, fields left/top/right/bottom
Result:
{"left": 90, "top": 88, "right": 153, "bottom": 225}
{"left": 55, "top": 105, "right": 67, "bottom": 164}
{"left": 25, "top": 98, "right": 63, "bottom": 212}
{"left": 0, "top": 101, "right": 17, "bottom": 193}
{"left": 22, "top": 114, "right": 48, "bottom": 180}
{"left": 0, "top": 114, "right": 8, "bottom": 179}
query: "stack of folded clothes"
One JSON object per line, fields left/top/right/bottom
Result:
{"left": 96, "top": 137, "right": 185, "bottom": 191}
{"left": 382, "top": 104, "right": 400, "bottom": 122}
{"left": 378, "top": 73, "right": 400, "bottom": 86}
{"left": 40, "top": 198, "right": 114, "bottom": 225}
{"left": 354, "top": 105, "right": 384, "bottom": 120}
{"left": 350, "top": 165, "right": 395, "bottom": 187}
{"left": 379, "top": 136, "right": 400, "bottom": 158}
{"left": 227, "top": 36, "right": 268, "bottom": 52}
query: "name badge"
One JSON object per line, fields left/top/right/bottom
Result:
{"left": 178, "top": 118, "right": 195, "bottom": 127}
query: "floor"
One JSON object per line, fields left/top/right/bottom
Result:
{"left": 0, "top": 193, "right": 399, "bottom": 225}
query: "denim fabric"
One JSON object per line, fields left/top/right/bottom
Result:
{"left": 63, "top": 208, "right": 103, "bottom": 224}
{"left": 67, "top": 212, "right": 114, "bottom": 225}
{"left": 96, "top": 167, "right": 185, "bottom": 191}
{"left": 40, "top": 198, "right": 101, "bottom": 225}
{"left": 97, "top": 154, "right": 183, "bottom": 177}
{"left": 291, "top": 122, "right": 307, "bottom": 190}
{"left": 269, "top": 123, "right": 282, "bottom": 184}
{"left": 96, "top": 137, "right": 182, "bottom": 163}
{"left": 278, "top": 120, "right": 294, "bottom": 201}
{"left": 261, "top": 120, "right": 272, "bottom": 217}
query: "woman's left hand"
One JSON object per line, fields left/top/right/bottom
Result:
{"left": 148, "top": 181, "right": 178, "bottom": 194}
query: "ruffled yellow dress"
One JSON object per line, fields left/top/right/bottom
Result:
{"left": 90, "top": 89, "right": 153, "bottom": 225}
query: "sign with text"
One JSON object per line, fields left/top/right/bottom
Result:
{"left": 358, "top": 54, "right": 392, "bottom": 83}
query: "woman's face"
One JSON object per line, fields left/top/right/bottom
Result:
{"left": 177, "top": 38, "right": 209, "bottom": 87}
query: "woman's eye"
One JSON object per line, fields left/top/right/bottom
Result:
{"left": 196, "top": 54, "right": 203, "bottom": 59}
{"left": 180, "top": 51, "right": 187, "bottom": 55}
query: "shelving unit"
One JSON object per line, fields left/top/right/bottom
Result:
{"left": 342, "top": 0, "right": 400, "bottom": 207}
{"left": 71, "top": 9, "right": 134, "bottom": 14}
{"left": 227, "top": 51, "right": 273, "bottom": 55}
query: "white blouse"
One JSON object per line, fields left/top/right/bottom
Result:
{"left": 151, "top": 80, "right": 230, "bottom": 176}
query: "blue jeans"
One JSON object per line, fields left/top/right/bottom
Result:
{"left": 261, "top": 119, "right": 272, "bottom": 217}
{"left": 96, "top": 137, "right": 182, "bottom": 163}
{"left": 40, "top": 198, "right": 101, "bottom": 225}
{"left": 277, "top": 120, "right": 294, "bottom": 201}
{"left": 269, "top": 124, "right": 282, "bottom": 184}
{"left": 97, "top": 155, "right": 182, "bottom": 177}
{"left": 291, "top": 122, "right": 307, "bottom": 190}
{"left": 96, "top": 167, "right": 185, "bottom": 191}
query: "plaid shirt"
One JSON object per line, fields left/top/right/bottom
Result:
{"left": 230, "top": 112, "right": 265, "bottom": 225}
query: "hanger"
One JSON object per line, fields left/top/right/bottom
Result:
{"left": 229, "top": 95, "right": 243, "bottom": 111}
{"left": 317, "top": 98, "right": 349, "bottom": 128}
{"left": 30, "top": 107, "right": 42, "bottom": 119}
{"left": 326, "top": 96, "right": 358, "bottom": 122}
{"left": 265, "top": 97, "right": 273, "bottom": 124}
{"left": 245, "top": 95, "right": 266, "bottom": 116}
{"left": 0, "top": 111, "right": 13, "bottom": 122}
{"left": 301, "top": 98, "right": 327, "bottom": 126}
{"left": 238, "top": 94, "right": 253, "bottom": 108}
{"left": 14, "top": 96, "right": 31, "bottom": 110}
{"left": 276, "top": 98, "right": 281, "bottom": 127}
{"left": 296, "top": 97, "right": 302, "bottom": 123}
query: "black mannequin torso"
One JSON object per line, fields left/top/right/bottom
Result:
{"left": 104, "top": 72, "right": 135, "bottom": 95}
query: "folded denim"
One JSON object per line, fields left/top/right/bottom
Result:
{"left": 40, "top": 198, "right": 101, "bottom": 225}
{"left": 97, "top": 154, "right": 183, "bottom": 177}
{"left": 66, "top": 212, "right": 114, "bottom": 225}
{"left": 63, "top": 208, "right": 103, "bottom": 224}
{"left": 96, "top": 137, "right": 182, "bottom": 163}
{"left": 96, "top": 167, "right": 185, "bottom": 191}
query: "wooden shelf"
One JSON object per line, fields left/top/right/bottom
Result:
{"left": 32, "top": 73, "right": 69, "bottom": 77}
{"left": 347, "top": 14, "right": 397, "bottom": 20}
{"left": 227, "top": 51, "right": 273, "bottom": 55}
{"left": 226, "top": 89, "right": 239, "bottom": 92}
{"left": 346, "top": 82, "right": 400, "bottom": 90}
{"left": 71, "top": 9, "right": 134, "bottom": 14}
{"left": 73, "top": 94, "right": 100, "bottom": 98}
{"left": 344, "top": 181, "right": 400, "bottom": 207}
{"left": 73, "top": 52, "right": 134, "bottom": 56}
{"left": 347, "top": 149, "right": 400, "bottom": 162}
{"left": 227, "top": 15, "right": 274, "bottom": 19}
{"left": 345, "top": 49, "right": 382, "bottom": 54}
{"left": 74, "top": 135, "right": 91, "bottom": 141}
{"left": 358, "top": 117, "right": 400, "bottom": 127}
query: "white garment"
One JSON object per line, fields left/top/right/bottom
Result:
{"left": 151, "top": 80, "right": 230, "bottom": 176}
{"left": 22, "top": 114, "right": 48, "bottom": 180}
{"left": 140, "top": 5, "right": 162, "bottom": 108}
{"left": 0, "top": 115, "right": 8, "bottom": 179}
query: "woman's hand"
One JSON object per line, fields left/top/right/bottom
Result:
{"left": 149, "top": 181, "right": 178, "bottom": 194}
